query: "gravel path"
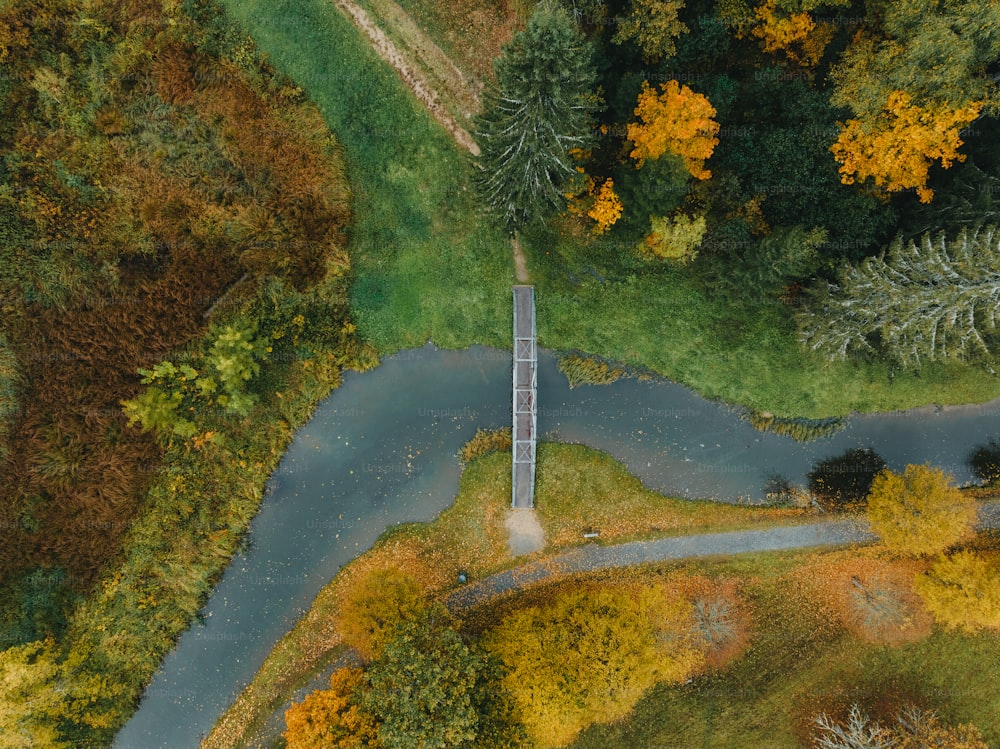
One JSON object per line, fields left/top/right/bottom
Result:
{"left": 447, "top": 501, "right": 1000, "bottom": 611}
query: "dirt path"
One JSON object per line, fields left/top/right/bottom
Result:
{"left": 512, "top": 233, "right": 529, "bottom": 282}
{"left": 332, "top": 0, "right": 480, "bottom": 155}
{"left": 505, "top": 508, "right": 545, "bottom": 555}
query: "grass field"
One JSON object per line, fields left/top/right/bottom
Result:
{"left": 217, "top": 0, "right": 512, "bottom": 353}
{"left": 217, "top": 0, "right": 1000, "bottom": 418}
{"left": 566, "top": 550, "right": 1000, "bottom": 748}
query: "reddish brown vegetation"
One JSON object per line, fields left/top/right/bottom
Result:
{"left": 0, "top": 3, "right": 350, "bottom": 588}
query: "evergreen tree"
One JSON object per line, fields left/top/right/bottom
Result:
{"left": 473, "top": 2, "right": 599, "bottom": 232}
{"left": 799, "top": 225, "right": 1000, "bottom": 366}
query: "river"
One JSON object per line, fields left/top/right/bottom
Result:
{"left": 113, "top": 343, "right": 1000, "bottom": 749}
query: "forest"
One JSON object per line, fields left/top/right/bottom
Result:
{"left": 0, "top": 0, "right": 374, "bottom": 743}
{"left": 475, "top": 0, "right": 1000, "bottom": 370}
{"left": 2, "top": 0, "right": 1000, "bottom": 745}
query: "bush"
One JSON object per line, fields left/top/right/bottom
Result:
{"left": 968, "top": 439, "right": 1000, "bottom": 484}
{"left": 807, "top": 448, "right": 886, "bottom": 511}
{"left": 557, "top": 353, "right": 627, "bottom": 388}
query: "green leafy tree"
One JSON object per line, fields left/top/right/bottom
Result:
{"left": 121, "top": 386, "right": 196, "bottom": 440}
{"left": 640, "top": 212, "right": 706, "bottom": 262}
{"left": 207, "top": 323, "right": 262, "bottom": 416}
{"left": 362, "top": 610, "right": 486, "bottom": 749}
{"left": 915, "top": 551, "right": 1000, "bottom": 632}
{"left": 865, "top": 464, "right": 977, "bottom": 557}
{"left": 799, "top": 226, "right": 1000, "bottom": 366}
{"left": 473, "top": 2, "right": 599, "bottom": 232}
{"left": 612, "top": 0, "right": 688, "bottom": 62}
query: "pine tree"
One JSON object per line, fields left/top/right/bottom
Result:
{"left": 473, "top": 2, "right": 599, "bottom": 232}
{"left": 799, "top": 225, "right": 1000, "bottom": 366}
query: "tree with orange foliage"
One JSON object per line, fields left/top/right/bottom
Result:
{"left": 284, "top": 667, "right": 379, "bottom": 749}
{"left": 587, "top": 178, "right": 623, "bottom": 234}
{"left": 627, "top": 80, "right": 719, "bottom": 180}
{"left": 831, "top": 91, "right": 983, "bottom": 203}
{"left": 752, "top": 0, "right": 816, "bottom": 63}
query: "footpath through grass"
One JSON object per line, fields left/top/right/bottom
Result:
{"left": 217, "top": 0, "right": 512, "bottom": 353}
{"left": 203, "top": 443, "right": 802, "bottom": 748}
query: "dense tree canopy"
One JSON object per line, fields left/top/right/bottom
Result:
{"left": 915, "top": 551, "right": 1000, "bottom": 632}
{"left": 362, "top": 611, "right": 501, "bottom": 749}
{"left": 284, "top": 668, "right": 378, "bottom": 749}
{"left": 486, "top": 585, "right": 704, "bottom": 748}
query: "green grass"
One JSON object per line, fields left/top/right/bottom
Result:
{"left": 217, "top": 0, "right": 512, "bottom": 353}
{"left": 533, "top": 443, "right": 804, "bottom": 546}
{"left": 528, "top": 223, "right": 1000, "bottom": 417}
{"left": 219, "top": 0, "right": 1000, "bottom": 419}
{"left": 567, "top": 552, "right": 1000, "bottom": 748}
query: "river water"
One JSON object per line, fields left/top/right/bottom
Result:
{"left": 113, "top": 344, "right": 1000, "bottom": 749}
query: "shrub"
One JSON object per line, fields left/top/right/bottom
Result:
{"left": 968, "top": 439, "right": 1000, "bottom": 484}
{"left": 336, "top": 568, "right": 427, "bottom": 659}
{"left": 459, "top": 428, "right": 512, "bottom": 465}
{"left": 806, "top": 448, "right": 886, "bottom": 511}
{"left": 557, "top": 353, "right": 627, "bottom": 387}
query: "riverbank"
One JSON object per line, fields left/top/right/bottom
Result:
{"left": 201, "top": 442, "right": 810, "bottom": 749}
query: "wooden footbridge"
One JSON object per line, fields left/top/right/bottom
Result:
{"left": 512, "top": 286, "right": 536, "bottom": 508}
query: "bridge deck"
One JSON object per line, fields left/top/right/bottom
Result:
{"left": 512, "top": 286, "right": 536, "bottom": 509}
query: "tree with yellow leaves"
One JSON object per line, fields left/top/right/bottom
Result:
{"left": 627, "top": 80, "right": 719, "bottom": 180}
{"left": 587, "top": 178, "right": 623, "bottom": 234}
{"left": 336, "top": 568, "right": 426, "bottom": 659}
{"left": 0, "top": 641, "right": 68, "bottom": 749}
{"left": 831, "top": 91, "right": 983, "bottom": 203}
{"left": 752, "top": 0, "right": 818, "bottom": 64}
{"left": 611, "top": 0, "right": 688, "bottom": 63}
{"left": 914, "top": 551, "right": 1000, "bottom": 632}
{"left": 641, "top": 212, "right": 706, "bottom": 262}
{"left": 865, "top": 464, "right": 978, "bottom": 557}
{"left": 485, "top": 584, "right": 704, "bottom": 748}
{"left": 284, "top": 667, "right": 379, "bottom": 749}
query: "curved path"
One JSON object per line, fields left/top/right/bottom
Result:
{"left": 450, "top": 501, "right": 1000, "bottom": 610}
{"left": 116, "top": 345, "right": 1000, "bottom": 749}
{"left": 244, "top": 502, "right": 1000, "bottom": 748}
